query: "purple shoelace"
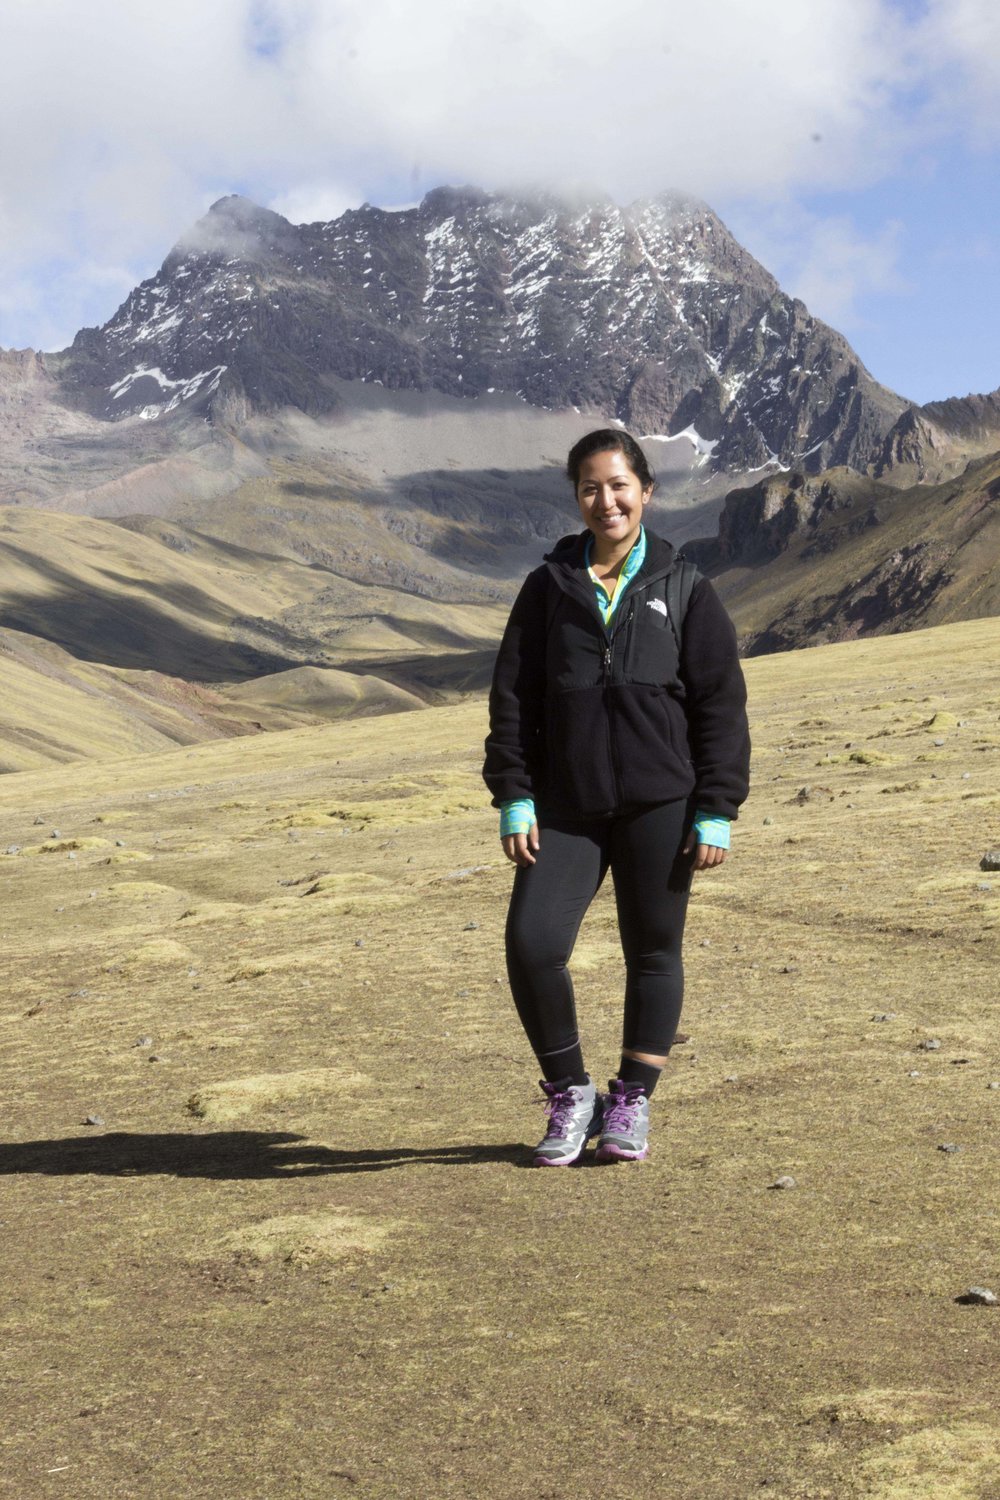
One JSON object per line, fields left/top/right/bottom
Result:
{"left": 541, "top": 1084, "right": 579, "bottom": 1138}
{"left": 603, "top": 1086, "right": 644, "bottom": 1132}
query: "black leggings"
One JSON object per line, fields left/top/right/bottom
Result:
{"left": 505, "top": 800, "right": 694, "bottom": 1070}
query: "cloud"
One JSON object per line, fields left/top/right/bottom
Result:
{"left": 724, "top": 203, "right": 910, "bottom": 330}
{"left": 0, "top": 0, "right": 997, "bottom": 348}
{"left": 918, "top": 0, "right": 1000, "bottom": 146}
{"left": 267, "top": 182, "right": 360, "bottom": 226}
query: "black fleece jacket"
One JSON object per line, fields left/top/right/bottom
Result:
{"left": 483, "top": 528, "right": 750, "bottom": 820}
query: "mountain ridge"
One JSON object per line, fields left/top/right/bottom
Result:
{"left": 50, "top": 187, "right": 907, "bottom": 475}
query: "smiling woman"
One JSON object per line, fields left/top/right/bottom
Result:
{"left": 483, "top": 427, "right": 751, "bottom": 1168}
{"left": 573, "top": 439, "right": 652, "bottom": 564}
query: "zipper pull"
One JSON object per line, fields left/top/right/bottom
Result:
{"left": 603, "top": 645, "right": 612, "bottom": 681}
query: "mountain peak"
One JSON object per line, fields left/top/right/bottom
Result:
{"left": 205, "top": 193, "right": 285, "bottom": 224}
{"left": 176, "top": 195, "right": 295, "bottom": 263}
{"left": 52, "top": 181, "right": 918, "bottom": 475}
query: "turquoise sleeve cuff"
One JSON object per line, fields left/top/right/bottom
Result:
{"left": 692, "top": 810, "right": 731, "bottom": 849}
{"left": 500, "top": 798, "right": 536, "bottom": 838}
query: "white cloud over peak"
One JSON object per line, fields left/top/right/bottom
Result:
{"left": 0, "top": 0, "right": 996, "bottom": 350}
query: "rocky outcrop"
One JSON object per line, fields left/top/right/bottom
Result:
{"left": 702, "top": 452, "right": 1000, "bottom": 653}
{"left": 876, "top": 388, "right": 1000, "bottom": 484}
{"left": 685, "top": 469, "right": 893, "bottom": 570}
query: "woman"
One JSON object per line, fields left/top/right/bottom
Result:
{"left": 483, "top": 428, "right": 750, "bottom": 1165}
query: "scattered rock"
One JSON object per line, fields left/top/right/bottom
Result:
{"left": 463, "top": 921, "right": 480, "bottom": 931}
{"left": 33, "top": 815, "right": 44, "bottom": 825}
{"left": 871, "top": 1012, "right": 896, "bottom": 1022}
{"left": 955, "top": 1287, "right": 997, "bottom": 1306}
{"left": 354, "top": 938, "right": 365, "bottom": 948}
{"left": 933, "top": 738, "right": 945, "bottom": 747}
{"left": 794, "top": 787, "right": 812, "bottom": 804}
{"left": 134, "top": 1036, "right": 154, "bottom": 1048}
{"left": 988, "top": 1082, "right": 999, "bottom": 1091}
{"left": 83, "top": 1114, "right": 105, "bottom": 1127}
{"left": 976, "top": 882, "right": 992, "bottom": 893}
{"left": 4, "top": 845, "right": 20, "bottom": 855}
{"left": 115, "top": 840, "right": 126, "bottom": 848}
{"left": 49, "top": 830, "right": 60, "bottom": 838}
{"left": 980, "top": 850, "right": 1000, "bottom": 872}
{"left": 699, "top": 938, "right": 711, "bottom": 947}
{"left": 917, "top": 1038, "right": 942, "bottom": 1051}
{"left": 937, "top": 1143, "right": 961, "bottom": 1154}
{"left": 762, "top": 816, "right": 773, "bottom": 826}
{"left": 779, "top": 964, "right": 799, "bottom": 974}
{"left": 771, "top": 1175, "right": 797, "bottom": 1190}
{"left": 723, "top": 1075, "right": 739, "bottom": 1084}
{"left": 908, "top": 1070, "right": 921, "bottom": 1078}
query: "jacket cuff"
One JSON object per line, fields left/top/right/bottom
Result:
{"left": 692, "top": 810, "right": 731, "bottom": 849}
{"left": 499, "top": 799, "right": 536, "bottom": 838}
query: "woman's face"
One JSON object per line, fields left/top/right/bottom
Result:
{"left": 575, "top": 448, "right": 652, "bottom": 555}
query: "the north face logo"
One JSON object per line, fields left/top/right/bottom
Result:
{"left": 646, "top": 598, "right": 668, "bottom": 617}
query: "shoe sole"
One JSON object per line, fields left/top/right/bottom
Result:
{"left": 532, "top": 1120, "right": 603, "bottom": 1167}
{"left": 595, "top": 1142, "right": 649, "bottom": 1162}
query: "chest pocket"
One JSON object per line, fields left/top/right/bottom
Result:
{"left": 546, "top": 594, "right": 606, "bottom": 690}
{"left": 624, "top": 589, "right": 683, "bottom": 688}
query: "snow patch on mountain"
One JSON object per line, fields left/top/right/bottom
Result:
{"left": 109, "top": 364, "right": 227, "bottom": 419}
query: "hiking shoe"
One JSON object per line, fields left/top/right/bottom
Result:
{"left": 595, "top": 1080, "right": 650, "bottom": 1162}
{"left": 533, "top": 1078, "right": 602, "bottom": 1166}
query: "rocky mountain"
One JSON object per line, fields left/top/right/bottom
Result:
{"left": 687, "top": 455, "right": 1000, "bottom": 653}
{"left": 46, "top": 187, "right": 915, "bottom": 478}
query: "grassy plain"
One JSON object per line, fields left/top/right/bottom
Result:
{"left": 1, "top": 618, "right": 998, "bottom": 1499}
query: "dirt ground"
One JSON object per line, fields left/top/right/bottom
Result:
{"left": 1, "top": 618, "right": 998, "bottom": 1499}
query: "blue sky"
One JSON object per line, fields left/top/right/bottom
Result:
{"left": 1, "top": 0, "right": 997, "bottom": 405}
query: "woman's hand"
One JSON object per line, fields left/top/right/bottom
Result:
{"left": 502, "top": 822, "right": 540, "bottom": 868}
{"left": 683, "top": 830, "right": 727, "bottom": 871}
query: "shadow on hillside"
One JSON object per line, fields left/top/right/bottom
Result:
{"left": 356, "top": 647, "right": 498, "bottom": 698}
{"left": 277, "top": 463, "right": 726, "bottom": 574}
{"left": 0, "top": 551, "right": 308, "bottom": 681}
{"left": 0, "top": 1131, "right": 532, "bottom": 1178}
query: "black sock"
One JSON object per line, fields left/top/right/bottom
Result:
{"left": 617, "top": 1056, "right": 662, "bottom": 1097}
{"left": 537, "top": 1040, "right": 588, "bottom": 1087}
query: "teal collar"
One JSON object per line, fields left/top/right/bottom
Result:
{"left": 585, "top": 526, "right": 646, "bottom": 624}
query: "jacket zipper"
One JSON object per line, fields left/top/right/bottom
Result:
{"left": 603, "top": 633, "right": 624, "bottom": 809}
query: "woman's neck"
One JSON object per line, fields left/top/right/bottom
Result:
{"left": 589, "top": 528, "right": 641, "bottom": 578}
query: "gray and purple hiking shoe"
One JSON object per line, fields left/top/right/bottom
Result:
{"left": 595, "top": 1080, "right": 650, "bottom": 1162}
{"left": 533, "top": 1078, "right": 602, "bottom": 1166}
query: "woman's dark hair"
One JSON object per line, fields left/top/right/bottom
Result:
{"left": 566, "top": 428, "right": 656, "bottom": 492}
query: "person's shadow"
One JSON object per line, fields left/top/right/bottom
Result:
{"left": 0, "top": 1132, "right": 533, "bottom": 1179}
